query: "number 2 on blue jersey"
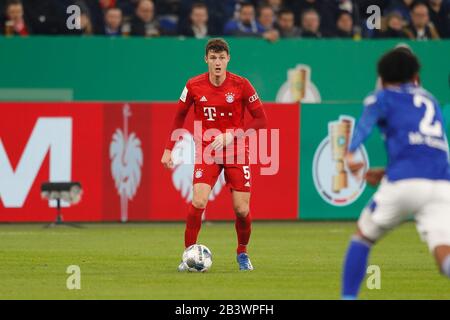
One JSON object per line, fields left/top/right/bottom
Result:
{"left": 413, "top": 94, "right": 443, "bottom": 138}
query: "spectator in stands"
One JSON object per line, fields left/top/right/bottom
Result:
{"left": 300, "top": 8, "right": 322, "bottom": 38}
{"left": 289, "top": 0, "right": 322, "bottom": 19}
{"left": 2, "top": 0, "right": 445, "bottom": 40}
{"left": 178, "top": 0, "right": 230, "bottom": 38}
{"left": 276, "top": 8, "right": 301, "bottom": 38}
{"left": 178, "top": 2, "right": 212, "bottom": 38}
{"left": 376, "top": 11, "right": 409, "bottom": 38}
{"left": 289, "top": 0, "right": 338, "bottom": 36}
{"left": 129, "top": 0, "right": 161, "bottom": 36}
{"left": 258, "top": 4, "right": 275, "bottom": 31}
{"left": 102, "top": 7, "right": 123, "bottom": 36}
{"left": 385, "top": 0, "right": 414, "bottom": 24}
{"left": 80, "top": 12, "right": 94, "bottom": 35}
{"left": 405, "top": 2, "right": 440, "bottom": 39}
{"left": 1, "top": 0, "right": 30, "bottom": 36}
{"left": 263, "top": 0, "right": 283, "bottom": 15}
{"left": 427, "top": 0, "right": 450, "bottom": 38}
{"left": 258, "top": 4, "right": 279, "bottom": 41}
{"left": 333, "top": 10, "right": 354, "bottom": 38}
{"left": 82, "top": 0, "right": 115, "bottom": 34}
{"left": 68, "top": 1, "right": 94, "bottom": 35}
{"left": 223, "top": 2, "right": 265, "bottom": 36}
{"left": 152, "top": 0, "right": 178, "bottom": 34}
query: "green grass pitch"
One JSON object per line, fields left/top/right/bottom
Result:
{"left": 0, "top": 221, "right": 449, "bottom": 299}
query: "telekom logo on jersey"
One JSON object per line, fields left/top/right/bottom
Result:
{"left": 0, "top": 118, "right": 72, "bottom": 208}
{"left": 203, "top": 107, "right": 233, "bottom": 121}
{"left": 203, "top": 107, "right": 216, "bottom": 121}
{"left": 169, "top": 120, "right": 279, "bottom": 175}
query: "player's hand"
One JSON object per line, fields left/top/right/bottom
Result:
{"left": 263, "top": 30, "right": 279, "bottom": 43}
{"left": 211, "top": 132, "right": 234, "bottom": 151}
{"left": 365, "top": 167, "right": 385, "bottom": 187}
{"left": 345, "top": 152, "right": 364, "bottom": 177}
{"left": 161, "top": 149, "right": 174, "bottom": 169}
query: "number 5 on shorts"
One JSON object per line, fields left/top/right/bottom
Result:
{"left": 243, "top": 166, "right": 250, "bottom": 180}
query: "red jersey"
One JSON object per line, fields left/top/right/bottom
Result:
{"left": 166, "top": 72, "right": 264, "bottom": 153}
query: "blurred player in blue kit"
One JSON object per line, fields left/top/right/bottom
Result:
{"left": 341, "top": 48, "right": 450, "bottom": 299}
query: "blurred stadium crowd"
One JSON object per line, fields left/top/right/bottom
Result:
{"left": 0, "top": 0, "right": 449, "bottom": 40}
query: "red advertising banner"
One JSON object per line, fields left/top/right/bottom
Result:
{"left": 0, "top": 102, "right": 299, "bottom": 222}
{"left": 0, "top": 103, "right": 103, "bottom": 221}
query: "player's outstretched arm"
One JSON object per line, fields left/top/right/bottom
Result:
{"left": 345, "top": 152, "right": 385, "bottom": 185}
{"left": 345, "top": 152, "right": 365, "bottom": 178}
{"left": 348, "top": 94, "right": 386, "bottom": 154}
{"left": 346, "top": 94, "right": 386, "bottom": 179}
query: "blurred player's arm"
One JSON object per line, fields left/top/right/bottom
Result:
{"left": 346, "top": 94, "right": 386, "bottom": 176}
{"left": 161, "top": 83, "right": 193, "bottom": 168}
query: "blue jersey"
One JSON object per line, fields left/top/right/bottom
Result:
{"left": 349, "top": 83, "right": 450, "bottom": 181}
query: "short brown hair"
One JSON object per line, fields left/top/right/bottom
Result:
{"left": 191, "top": 2, "right": 207, "bottom": 12}
{"left": 205, "top": 38, "right": 229, "bottom": 56}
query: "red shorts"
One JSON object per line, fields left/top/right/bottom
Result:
{"left": 193, "top": 162, "right": 252, "bottom": 192}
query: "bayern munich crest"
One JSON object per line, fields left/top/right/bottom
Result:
{"left": 225, "top": 92, "right": 235, "bottom": 103}
{"left": 195, "top": 168, "right": 204, "bottom": 178}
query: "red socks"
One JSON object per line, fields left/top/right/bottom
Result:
{"left": 184, "top": 204, "right": 204, "bottom": 248}
{"left": 185, "top": 205, "right": 252, "bottom": 255}
{"left": 235, "top": 213, "right": 252, "bottom": 254}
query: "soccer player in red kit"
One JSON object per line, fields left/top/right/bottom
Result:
{"left": 161, "top": 38, "right": 267, "bottom": 271}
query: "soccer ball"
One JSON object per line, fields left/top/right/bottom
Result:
{"left": 182, "top": 244, "right": 213, "bottom": 272}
